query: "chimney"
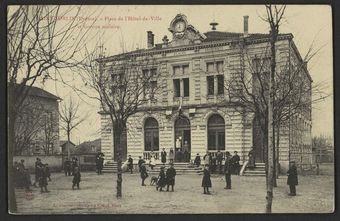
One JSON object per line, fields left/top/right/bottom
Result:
{"left": 243, "top": 15, "right": 249, "bottom": 37}
{"left": 147, "top": 31, "right": 154, "bottom": 49}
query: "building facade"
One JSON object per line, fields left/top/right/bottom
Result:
{"left": 14, "top": 85, "right": 60, "bottom": 156}
{"left": 99, "top": 14, "right": 312, "bottom": 171}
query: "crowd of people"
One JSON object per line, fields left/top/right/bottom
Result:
{"left": 194, "top": 150, "right": 241, "bottom": 175}
{"left": 12, "top": 148, "right": 299, "bottom": 197}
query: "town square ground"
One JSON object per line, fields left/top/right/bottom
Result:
{"left": 15, "top": 165, "right": 334, "bottom": 214}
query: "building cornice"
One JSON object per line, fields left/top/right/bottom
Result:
{"left": 97, "top": 34, "right": 293, "bottom": 63}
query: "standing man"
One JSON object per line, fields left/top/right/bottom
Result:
{"left": 224, "top": 151, "right": 232, "bottom": 189}
{"left": 128, "top": 155, "right": 134, "bottom": 174}
{"left": 216, "top": 150, "right": 223, "bottom": 174}
{"left": 287, "top": 161, "right": 298, "bottom": 196}
{"left": 98, "top": 154, "right": 104, "bottom": 174}
{"left": 231, "top": 151, "right": 241, "bottom": 175}
{"left": 137, "top": 156, "right": 145, "bottom": 172}
{"left": 33, "top": 158, "right": 42, "bottom": 187}
{"left": 161, "top": 148, "right": 167, "bottom": 164}
{"left": 166, "top": 163, "right": 177, "bottom": 192}
{"left": 140, "top": 162, "right": 148, "bottom": 186}
{"left": 169, "top": 148, "right": 175, "bottom": 164}
{"left": 64, "top": 158, "right": 71, "bottom": 176}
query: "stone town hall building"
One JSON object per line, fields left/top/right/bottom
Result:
{"left": 99, "top": 14, "right": 312, "bottom": 171}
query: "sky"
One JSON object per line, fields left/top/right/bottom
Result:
{"left": 28, "top": 5, "right": 332, "bottom": 143}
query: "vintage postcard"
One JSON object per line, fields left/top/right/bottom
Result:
{"left": 7, "top": 4, "right": 334, "bottom": 214}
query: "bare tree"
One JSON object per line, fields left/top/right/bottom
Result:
{"left": 76, "top": 44, "right": 160, "bottom": 198}
{"left": 7, "top": 5, "right": 101, "bottom": 212}
{"left": 59, "top": 98, "right": 86, "bottom": 158}
{"left": 225, "top": 5, "right": 329, "bottom": 213}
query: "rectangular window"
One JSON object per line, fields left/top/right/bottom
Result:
{"left": 183, "top": 78, "right": 189, "bottom": 97}
{"left": 150, "top": 68, "right": 157, "bottom": 77}
{"left": 216, "top": 61, "right": 224, "bottom": 73}
{"left": 252, "top": 58, "right": 261, "bottom": 73}
{"left": 217, "top": 75, "right": 224, "bottom": 95}
{"left": 173, "top": 66, "right": 181, "bottom": 75}
{"left": 183, "top": 65, "right": 189, "bottom": 75}
{"left": 173, "top": 79, "right": 180, "bottom": 97}
{"left": 206, "top": 62, "right": 214, "bottom": 72}
{"left": 207, "top": 76, "right": 214, "bottom": 95}
{"left": 150, "top": 81, "right": 157, "bottom": 99}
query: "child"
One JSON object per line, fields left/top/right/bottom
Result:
{"left": 202, "top": 165, "right": 212, "bottom": 194}
{"left": 156, "top": 166, "right": 166, "bottom": 191}
{"left": 72, "top": 167, "right": 81, "bottom": 190}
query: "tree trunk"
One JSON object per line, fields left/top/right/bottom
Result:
{"left": 276, "top": 123, "right": 281, "bottom": 179}
{"left": 266, "top": 27, "right": 277, "bottom": 213}
{"left": 273, "top": 125, "right": 277, "bottom": 188}
{"left": 67, "top": 128, "right": 71, "bottom": 159}
{"left": 8, "top": 108, "right": 17, "bottom": 213}
{"left": 114, "top": 128, "right": 123, "bottom": 198}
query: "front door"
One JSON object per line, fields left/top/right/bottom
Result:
{"left": 252, "top": 117, "right": 264, "bottom": 163}
{"left": 174, "top": 117, "right": 191, "bottom": 162}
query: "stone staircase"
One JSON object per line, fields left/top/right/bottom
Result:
{"left": 102, "top": 161, "right": 203, "bottom": 175}
{"left": 102, "top": 161, "right": 118, "bottom": 173}
{"left": 243, "top": 162, "right": 266, "bottom": 176}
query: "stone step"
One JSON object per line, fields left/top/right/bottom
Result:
{"left": 243, "top": 173, "right": 266, "bottom": 177}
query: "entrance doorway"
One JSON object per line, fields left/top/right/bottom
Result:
{"left": 174, "top": 116, "right": 191, "bottom": 162}
{"left": 113, "top": 128, "right": 127, "bottom": 161}
{"left": 252, "top": 117, "right": 265, "bottom": 163}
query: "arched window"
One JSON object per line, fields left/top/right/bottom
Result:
{"left": 144, "top": 117, "right": 159, "bottom": 151}
{"left": 207, "top": 114, "right": 225, "bottom": 150}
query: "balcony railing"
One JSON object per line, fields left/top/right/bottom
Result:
{"left": 207, "top": 150, "right": 226, "bottom": 159}
{"left": 143, "top": 151, "right": 160, "bottom": 160}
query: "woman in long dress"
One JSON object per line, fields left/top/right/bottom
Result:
{"left": 248, "top": 147, "right": 256, "bottom": 169}
{"left": 169, "top": 148, "right": 175, "bottom": 163}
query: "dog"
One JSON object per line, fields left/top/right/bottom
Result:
{"left": 150, "top": 176, "right": 158, "bottom": 186}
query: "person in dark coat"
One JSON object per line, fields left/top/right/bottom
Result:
{"left": 156, "top": 166, "right": 166, "bottom": 191}
{"left": 248, "top": 147, "right": 256, "bottom": 169}
{"left": 194, "top": 153, "right": 201, "bottom": 167}
{"left": 161, "top": 148, "right": 167, "bottom": 164}
{"left": 38, "top": 164, "right": 49, "bottom": 193}
{"left": 202, "top": 165, "right": 212, "bottom": 194}
{"left": 216, "top": 151, "right": 223, "bottom": 174}
{"left": 64, "top": 158, "right": 71, "bottom": 176}
{"left": 127, "top": 155, "right": 133, "bottom": 174}
{"left": 45, "top": 164, "right": 51, "bottom": 181}
{"left": 71, "top": 157, "right": 79, "bottom": 175}
{"left": 166, "top": 163, "right": 177, "bottom": 192}
{"left": 137, "top": 156, "right": 145, "bottom": 172}
{"left": 224, "top": 152, "right": 232, "bottom": 189}
{"left": 140, "top": 163, "right": 148, "bottom": 186}
{"left": 176, "top": 149, "right": 182, "bottom": 162}
{"left": 287, "top": 161, "right": 298, "bottom": 196}
{"left": 231, "top": 151, "right": 241, "bottom": 175}
{"left": 97, "top": 155, "right": 104, "bottom": 175}
{"left": 23, "top": 169, "right": 32, "bottom": 192}
{"left": 72, "top": 167, "right": 81, "bottom": 190}
{"left": 211, "top": 156, "right": 217, "bottom": 174}
{"left": 169, "top": 148, "right": 175, "bottom": 163}
{"left": 33, "top": 158, "right": 42, "bottom": 187}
